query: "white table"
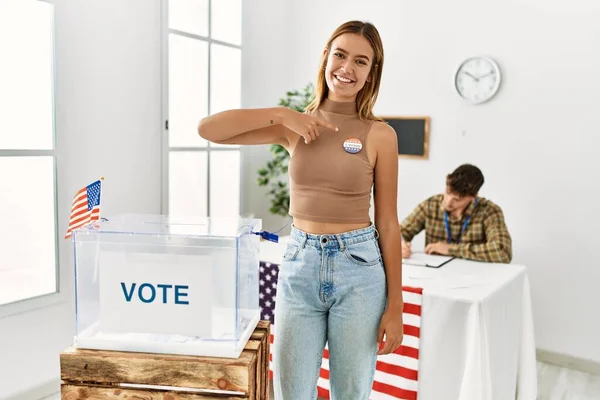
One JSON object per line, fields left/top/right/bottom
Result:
{"left": 260, "top": 238, "right": 538, "bottom": 400}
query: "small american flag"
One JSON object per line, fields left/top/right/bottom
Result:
{"left": 259, "top": 261, "right": 423, "bottom": 399}
{"left": 64, "top": 179, "right": 102, "bottom": 239}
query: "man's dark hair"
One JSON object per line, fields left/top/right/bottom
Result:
{"left": 446, "top": 164, "right": 484, "bottom": 197}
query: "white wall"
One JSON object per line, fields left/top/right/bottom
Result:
{"left": 0, "top": 0, "right": 162, "bottom": 397}
{"left": 242, "top": 0, "right": 600, "bottom": 362}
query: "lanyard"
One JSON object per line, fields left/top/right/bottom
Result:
{"left": 444, "top": 198, "right": 478, "bottom": 244}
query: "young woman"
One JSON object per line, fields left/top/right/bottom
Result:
{"left": 198, "top": 20, "right": 403, "bottom": 400}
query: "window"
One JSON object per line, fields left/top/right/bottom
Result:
{"left": 162, "top": 0, "right": 242, "bottom": 218}
{"left": 0, "top": 0, "right": 58, "bottom": 307}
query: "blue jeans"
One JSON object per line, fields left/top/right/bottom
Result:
{"left": 272, "top": 224, "right": 387, "bottom": 400}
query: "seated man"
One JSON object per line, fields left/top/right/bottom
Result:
{"left": 400, "top": 164, "right": 512, "bottom": 263}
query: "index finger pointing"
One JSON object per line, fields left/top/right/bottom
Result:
{"left": 317, "top": 119, "right": 338, "bottom": 132}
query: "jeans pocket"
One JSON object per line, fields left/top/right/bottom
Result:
{"left": 343, "top": 239, "right": 381, "bottom": 267}
{"left": 282, "top": 242, "right": 301, "bottom": 262}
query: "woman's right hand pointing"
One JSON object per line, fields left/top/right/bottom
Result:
{"left": 282, "top": 109, "right": 338, "bottom": 144}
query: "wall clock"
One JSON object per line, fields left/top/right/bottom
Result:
{"left": 454, "top": 56, "right": 502, "bottom": 104}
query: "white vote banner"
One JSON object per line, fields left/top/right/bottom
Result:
{"left": 98, "top": 250, "right": 213, "bottom": 337}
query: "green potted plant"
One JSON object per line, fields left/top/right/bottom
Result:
{"left": 257, "top": 83, "right": 314, "bottom": 216}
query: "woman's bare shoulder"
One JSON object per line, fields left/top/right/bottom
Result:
{"left": 369, "top": 120, "right": 397, "bottom": 148}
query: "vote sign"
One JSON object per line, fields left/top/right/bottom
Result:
{"left": 98, "top": 251, "right": 213, "bottom": 337}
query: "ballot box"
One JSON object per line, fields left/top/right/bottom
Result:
{"left": 71, "top": 214, "right": 261, "bottom": 359}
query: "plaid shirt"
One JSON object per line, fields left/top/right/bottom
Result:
{"left": 400, "top": 194, "right": 512, "bottom": 263}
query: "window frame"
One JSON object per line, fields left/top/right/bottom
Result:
{"left": 160, "top": 0, "right": 244, "bottom": 217}
{"left": 0, "top": 0, "right": 63, "bottom": 319}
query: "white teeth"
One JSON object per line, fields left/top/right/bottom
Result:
{"left": 335, "top": 75, "right": 352, "bottom": 83}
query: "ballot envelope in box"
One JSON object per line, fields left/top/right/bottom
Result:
{"left": 71, "top": 214, "right": 261, "bottom": 358}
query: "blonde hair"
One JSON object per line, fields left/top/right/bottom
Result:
{"left": 305, "top": 21, "right": 384, "bottom": 121}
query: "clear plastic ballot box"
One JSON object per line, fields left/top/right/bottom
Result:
{"left": 71, "top": 214, "right": 262, "bottom": 358}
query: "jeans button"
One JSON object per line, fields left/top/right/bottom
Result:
{"left": 321, "top": 237, "right": 328, "bottom": 244}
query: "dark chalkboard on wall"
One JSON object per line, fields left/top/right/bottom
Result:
{"left": 381, "top": 116, "right": 430, "bottom": 159}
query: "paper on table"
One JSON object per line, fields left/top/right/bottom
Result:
{"left": 402, "top": 252, "right": 454, "bottom": 268}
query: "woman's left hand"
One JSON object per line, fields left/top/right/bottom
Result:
{"left": 376, "top": 305, "right": 404, "bottom": 355}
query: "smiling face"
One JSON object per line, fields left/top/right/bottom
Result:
{"left": 324, "top": 33, "right": 375, "bottom": 102}
{"left": 305, "top": 21, "right": 384, "bottom": 120}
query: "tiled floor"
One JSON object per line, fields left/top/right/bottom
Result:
{"left": 42, "top": 362, "right": 600, "bottom": 400}
{"left": 536, "top": 361, "right": 600, "bottom": 399}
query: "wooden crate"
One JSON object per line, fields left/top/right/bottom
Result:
{"left": 60, "top": 320, "right": 270, "bottom": 400}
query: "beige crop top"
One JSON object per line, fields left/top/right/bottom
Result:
{"left": 288, "top": 98, "right": 375, "bottom": 223}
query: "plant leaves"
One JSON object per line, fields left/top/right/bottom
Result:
{"left": 257, "top": 82, "right": 315, "bottom": 216}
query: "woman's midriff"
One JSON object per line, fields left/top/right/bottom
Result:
{"left": 292, "top": 217, "right": 371, "bottom": 235}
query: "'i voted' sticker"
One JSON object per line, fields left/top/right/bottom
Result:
{"left": 343, "top": 138, "right": 362, "bottom": 154}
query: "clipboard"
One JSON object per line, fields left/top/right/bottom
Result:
{"left": 402, "top": 253, "right": 455, "bottom": 268}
